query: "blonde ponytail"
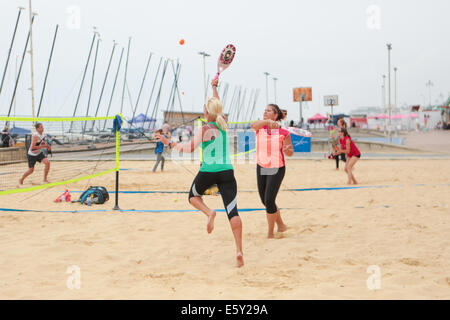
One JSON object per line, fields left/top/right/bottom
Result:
{"left": 216, "top": 114, "right": 228, "bottom": 131}
{"left": 205, "top": 97, "right": 227, "bottom": 130}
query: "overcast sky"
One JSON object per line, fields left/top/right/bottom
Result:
{"left": 0, "top": 0, "right": 449, "bottom": 121}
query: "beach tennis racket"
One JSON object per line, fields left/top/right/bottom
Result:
{"left": 213, "top": 44, "right": 236, "bottom": 80}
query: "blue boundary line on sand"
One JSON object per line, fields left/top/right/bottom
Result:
{"left": 69, "top": 190, "right": 189, "bottom": 194}
{"left": 66, "top": 185, "right": 395, "bottom": 194}
{"left": 0, "top": 207, "right": 302, "bottom": 213}
{"left": 119, "top": 208, "right": 270, "bottom": 213}
{"left": 284, "top": 185, "right": 392, "bottom": 192}
{"left": 0, "top": 208, "right": 108, "bottom": 213}
{"left": 66, "top": 184, "right": 450, "bottom": 194}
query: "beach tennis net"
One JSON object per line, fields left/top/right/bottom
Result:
{"left": 0, "top": 116, "right": 120, "bottom": 196}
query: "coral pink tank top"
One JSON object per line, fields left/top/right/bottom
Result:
{"left": 256, "top": 126, "right": 290, "bottom": 168}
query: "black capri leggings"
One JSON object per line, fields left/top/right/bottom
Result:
{"left": 334, "top": 153, "right": 346, "bottom": 169}
{"left": 256, "top": 165, "right": 286, "bottom": 214}
{"left": 188, "top": 169, "right": 238, "bottom": 220}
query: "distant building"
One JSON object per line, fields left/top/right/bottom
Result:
{"left": 163, "top": 110, "right": 229, "bottom": 127}
{"left": 163, "top": 111, "right": 204, "bottom": 127}
{"left": 349, "top": 106, "right": 382, "bottom": 115}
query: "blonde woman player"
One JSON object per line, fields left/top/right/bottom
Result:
{"left": 159, "top": 79, "right": 244, "bottom": 267}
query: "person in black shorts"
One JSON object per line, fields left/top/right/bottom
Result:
{"left": 19, "top": 123, "right": 51, "bottom": 185}
{"left": 1, "top": 126, "right": 13, "bottom": 147}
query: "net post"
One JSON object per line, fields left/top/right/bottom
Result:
{"left": 113, "top": 128, "right": 120, "bottom": 210}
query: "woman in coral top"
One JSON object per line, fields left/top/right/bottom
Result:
{"left": 250, "top": 104, "right": 294, "bottom": 238}
{"left": 335, "top": 127, "right": 361, "bottom": 185}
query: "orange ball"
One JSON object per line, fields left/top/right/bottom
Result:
{"left": 182, "top": 91, "right": 185, "bottom": 95}
{"left": 179, "top": 39, "right": 185, "bottom": 45}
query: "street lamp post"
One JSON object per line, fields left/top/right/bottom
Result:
{"left": 426, "top": 80, "right": 433, "bottom": 107}
{"left": 387, "top": 43, "right": 392, "bottom": 143}
{"left": 263, "top": 72, "right": 270, "bottom": 105}
{"left": 382, "top": 74, "right": 386, "bottom": 110}
{"left": 382, "top": 74, "right": 386, "bottom": 135}
{"left": 198, "top": 51, "right": 210, "bottom": 102}
{"left": 272, "top": 77, "right": 278, "bottom": 104}
{"left": 394, "top": 67, "right": 398, "bottom": 112}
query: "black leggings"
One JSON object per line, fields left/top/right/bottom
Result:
{"left": 334, "top": 153, "right": 346, "bottom": 169}
{"left": 256, "top": 165, "right": 285, "bottom": 214}
{"left": 188, "top": 170, "right": 238, "bottom": 220}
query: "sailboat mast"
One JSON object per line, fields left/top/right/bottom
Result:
{"left": 28, "top": 0, "right": 37, "bottom": 119}
{"left": 7, "top": 15, "right": 35, "bottom": 118}
{"left": 0, "top": 7, "right": 24, "bottom": 99}
{"left": 37, "top": 24, "right": 59, "bottom": 117}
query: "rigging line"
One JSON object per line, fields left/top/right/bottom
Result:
{"left": 125, "top": 80, "right": 135, "bottom": 117}
{"left": 0, "top": 8, "right": 23, "bottom": 99}
{"left": 142, "top": 57, "right": 163, "bottom": 129}
{"left": 37, "top": 25, "right": 59, "bottom": 117}
{"left": 131, "top": 52, "right": 153, "bottom": 122}
{"left": 103, "top": 46, "right": 124, "bottom": 131}
{"left": 56, "top": 69, "right": 85, "bottom": 115}
{"left": 70, "top": 32, "right": 96, "bottom": 131}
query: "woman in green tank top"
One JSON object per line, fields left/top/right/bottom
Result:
{"left": 159, "top": 79, "right": 244, "bottom": 268}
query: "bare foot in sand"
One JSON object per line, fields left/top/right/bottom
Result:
{"left": 277, "top": 224, "right": 288, "bottom": 232}
{"left": 236, "top": 252, "right": 244, "bottom": 268}
{"left": 267, "top": 232, "right": 275, "bottom": 239}
{"left": 44, "top": 180, "right": 50, "bottom": 184}
{"left": 207, "top": 210, "right": 216, "bottom": 234}
{"left": 19, "top": 178, "right": 23, "bottom": 185}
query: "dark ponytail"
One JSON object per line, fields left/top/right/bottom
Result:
{"left": 268, "top": 104, "right": 286, "bottom": 121}
{"left": 340, "top": 127, "right": 351, "bottom": 139}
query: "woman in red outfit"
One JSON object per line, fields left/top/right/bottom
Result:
{"left": 335, "top": 127, "right": 361, "bottom": 185}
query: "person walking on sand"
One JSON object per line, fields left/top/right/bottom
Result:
{"left": 250, "top": 103, "right": 294, "bottom": 238}
{"left": 159, "top": 79, "right": 244, "bottom": 267}
{"left": 152, "top": 129, "right": 166, "bottom": 172}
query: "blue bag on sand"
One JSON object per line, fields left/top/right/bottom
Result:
{"left": 78, "top": 186, "right": 109, "bottom": 205}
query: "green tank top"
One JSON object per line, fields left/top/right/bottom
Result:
{"left": 200, "top": 122, "right": 233, "bottom": 172}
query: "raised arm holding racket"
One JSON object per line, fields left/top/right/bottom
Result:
{"left": 213, "top": 44, "right": 236, "bottom": 81}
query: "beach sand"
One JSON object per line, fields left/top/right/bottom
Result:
{"left": 0, "top": 159, "right": 449, "bottom": 299}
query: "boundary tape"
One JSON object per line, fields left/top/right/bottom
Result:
{"left": 119, "top": 208, "right": 269, "bottom": 213}
{"left": 66, "top": 185, "right": 395, "bottom": 194}
{"left": 0, "top": 168, "right": 115, "bottom": 196}
{"left": 0, "top": 208, "right": 108, "bottom": 213}
{"left": 0, "top": 207, "right": 297, "bottom": 213}
{"left": 0, "top": 116, "right": 115, "bottom": 122}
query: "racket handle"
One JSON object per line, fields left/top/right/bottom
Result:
{"left": 213, "top": 73, "right": 219, "bottom": 81}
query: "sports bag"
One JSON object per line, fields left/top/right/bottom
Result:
{"left": 78, "top": 186, "right": 109, "bottom": 205}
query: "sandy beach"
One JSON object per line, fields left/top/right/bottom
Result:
{"left": 0, "top": 158, "right": 449, "bottom": 299}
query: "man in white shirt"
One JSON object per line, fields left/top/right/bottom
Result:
{"left": 19, "top": 123, "right": 51, "bottom": 185}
